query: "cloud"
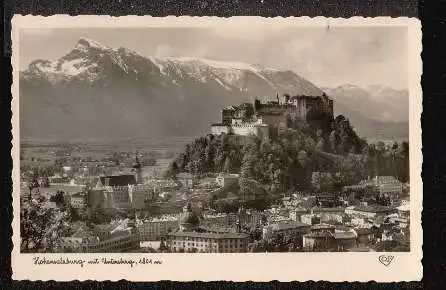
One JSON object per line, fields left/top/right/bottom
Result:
{"left": 276, "top": 28, "right": 407, "bottom": 88}
{"left": 154, "top": 44, "right": 182, "bottom": 57}
{"left": 20, "top": 28, "right": 54, "bottom": 35}
{"left": 208, "top": 26, "right": 283, "bottom": 42}
{"left": 154, "top": 43, "right": 209, "bottom": 58}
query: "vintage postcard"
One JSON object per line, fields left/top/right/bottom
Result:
{"left": 11, "top": 15, "right": 422, "bottom": 282}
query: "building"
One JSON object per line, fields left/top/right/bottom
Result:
{"left": 131, "top": 152, "right": 143, "bottom": 184}
{"left": 373, "top": 176, "right": 404, "bottom": 196}
{"left": 312, "top": 207, "right": 345, "bottom": 224}
{"left": 315, "top": 192, "right": 341, "bottom": 207}
{"left": 256, "top": 93, "right": 333, "bottom": 121}
{"left": 262, "top": 220, "right": 310, "bottom": 246}
{"left": 355, "top": 226, "right": 375, "bottom": 246}
{"left": 303, "top": 231, "right": 334, "bottom": 251}
{"left": 59, "top": 221, "right": 140, "bottom": 253}
{"left": 353, "top": 176, "right": 404, "bottom": 197}
{"left": 245, "top": 209, "right": 265, "bottom": 228}
{"left": 289, "top": 207, "right": 309, "bottom": 222}
{"left": 70, "top": 192, "right": 86, "bottom": 208}
{"left": 176, "top": 173, "right": 195, "bottom": 189}
{"left": 86, "top": 188, "right": 105, "bottom": 210}
{"left": 303, "top": 228, "right": 358, "bottom": 251}
{"left": 137, "top": 216, "right": 179, "bottom": 241}
{"left": 300, "top": 214, "right": 321, "bottom": 225}
{"left": 345, "top": 205, "right": 397, "bottom": 219}
{"left": 95, "top": 174, "right": 152, "bottom": 209}
{"left": 211, "top": 93, "right": 333, "bottom": 141}
{"left": 201, "top": 212, "right": 230, "bottom": 227}
{"left": 165, "top": 202, "right": 249, "bottom": 253}
{"left": 48, "top": 173, "right": 66, "bottom": 184}
{"left": 333, "top": 229, "right": 358, "bottom": 251}
{"left": 396, "top": 201, "right": 410, "bottom": 219}
{"left": 211, "top": 118, "right": 270, "bottom": 142}
{"left": 129, "top": 184, "right": 157, "bottom": 209}
{"left": 216, "top": 173, "right": 240, "bottom": 187}
{"left": 310, "top": 223, "right": 336, "bottom": 234}
{"left": 166, "top": 231, "right": 249, "bottom": 253}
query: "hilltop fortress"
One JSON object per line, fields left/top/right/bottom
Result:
{"left": 211, "top": 93, "right": 334, "bottom": 141}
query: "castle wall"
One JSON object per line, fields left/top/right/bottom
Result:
{"left": 260, "top": 114, "right": 288, "bottom": 127}
{"left": 212, "top": 123, "right": 269, "bottom": 142}
{"left": 212, "top": 94, "right": 333, "bottom": 141}
{"left": 257, "top": 105, "right": 287, "bottom": 115}
{"left": 211, "top": 125, "right": 231, "bottom": 135}
{"left": 231, "top": 125, "right": 259, "bottom": 136}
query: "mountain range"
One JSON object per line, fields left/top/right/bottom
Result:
{"left": 19, "top": 37, "right": 408, "bottom": 141}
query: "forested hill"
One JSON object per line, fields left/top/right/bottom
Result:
{"left": 166, "top": 112, "right": 410, "bottom": 197}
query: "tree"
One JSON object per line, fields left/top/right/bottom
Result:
{"left": 165, "top": 161, "right": 179, "bottom": 178}
{"left": 205, "top": 143, "right": 216, "bottom": 170}
{"left": 249, "top": 240, "right": 269, "bottom": 252}
{"left": 49, "top": 190, "right": 66, "bottom": 207}
{"left": 158, "top": 239, "right": 168, "bottom": 252}
{"left": 27, "top": 174, "right": 39, "bottom": 201}
{"left": 223, "top": 156, "right": 232, "bottom": 173}
{"left": 40, "top": 177, "right": 50, "bottom": 188}
{"left": 20, "top": 201, "right": 70, "bottom": 253}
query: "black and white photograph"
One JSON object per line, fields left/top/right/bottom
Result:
{"left": 11, "top": 16, "right": 422, "bottom": 282}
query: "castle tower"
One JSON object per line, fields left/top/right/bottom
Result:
{"left": 132, "top": 151, "right": 143, "bottom": 184}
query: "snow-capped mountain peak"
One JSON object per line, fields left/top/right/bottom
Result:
{"left": 19, "top": 37, "right": 408, "bottom": 140}
{"left": 75, "top": 37, "right": 111, "bottom": 51}
{"left": 322, "top": 84, "right": 409, "bottom": 123}
{"left": 21, "top": 37, "right": 324, "bottom": 97}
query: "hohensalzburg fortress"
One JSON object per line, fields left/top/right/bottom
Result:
{"left": 211, "top": 93, "right": 334, "bottom": 141}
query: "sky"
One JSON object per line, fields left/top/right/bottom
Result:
{"left": 19, "top": 26, "right": 408, "bottom": 89}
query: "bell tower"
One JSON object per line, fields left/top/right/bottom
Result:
{"left": 132, "top": 151, "right": 143, "bottom": 184}
{"left": 236, "top": 204, "right": 247, "bottom": 232}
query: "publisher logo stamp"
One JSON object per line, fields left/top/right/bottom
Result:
{"left": 378, "top": 255, "right": 395, "bottom": 267}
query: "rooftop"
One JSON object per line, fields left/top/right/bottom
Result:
{"left": 333, "top": 230, "right": 358, "bottom": 240}
{"left": 142, "top": 216, "right": 179, "bottom": 223}
{"left": 99, "top": 175, "right": 136, "bottom": 186}
{"left": 354, "top": 227, "right": 373, "bottom": 235}
{"left": 71, "top": 192, "right": 85, "bottom": 198}
{"left": 167, "top": 230, "right": 249, "bottom": 239}
{"left": 269, "top": 220, "right": 310, "bottom": 231}
{"left": 304, "top": 231, "right": 333, "bottom": 238}
{"left": 352, "top": 205, "right": 396, "bottom": 213}
{"left": 311, "top": 223, "right": 335, "bottom": 230}
{"left": 313, "top": 207, "right": 346, "bottom": 213}
{"left": 199, "top": 226, "right": 236, "bottom": 233}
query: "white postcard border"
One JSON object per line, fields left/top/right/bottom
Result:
{"left": 11, "top": 15, "right": 422, "bottom": 282}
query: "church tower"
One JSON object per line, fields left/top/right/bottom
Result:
{"left": 236, "top": 204, "right": 247, "bottom": 233}
{"left": 132, "top": 151, "right": 143, "bottom": 184}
